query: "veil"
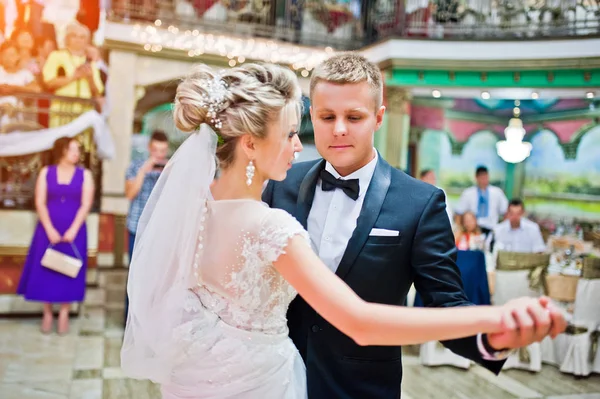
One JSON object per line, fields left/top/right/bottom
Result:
{"left": 120, "top": 124, "right": 218, "bottom": 383}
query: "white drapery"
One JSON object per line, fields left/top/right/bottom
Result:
{"left": 0, "top": 110, "right": 115, "bottom": 159}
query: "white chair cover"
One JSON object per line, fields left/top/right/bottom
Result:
{"left": 553, "top": 279, "right": 600, "bottom": 376}
{"left": 503, "top": 343, "right": 542, "bottom": 372}
{"left": 494, "top": 267, "right": 544, "bottom": 372}
{"left": 493, "top": 270, "right": 542, "bottom": 306}
{"left": 419, "top": 341, "right": 471, "bottom": 369}
{"left": 540, "top": 303, "right": 572, "bottom": 366}
{"left": 413, "top": 280, "right": 471, "bottom": 369}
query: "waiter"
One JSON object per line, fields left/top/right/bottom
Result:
{"left": 456, "top": 166, "right": 508, "bottom": 236}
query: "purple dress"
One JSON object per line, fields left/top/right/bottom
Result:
{"left": 17, "top": 165, "right": 88, "bottom": 303}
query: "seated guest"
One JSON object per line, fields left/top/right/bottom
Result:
{"left": 0, "top": 40, "right": 40, "bottom": 125}
{"left": 455, "top": 211, "right": 484, "bottom": 250}
{"left": 492, "top": 198, "right": 546, "bottom": 253}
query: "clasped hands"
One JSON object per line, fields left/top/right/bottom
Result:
{"left": 488, "top": 296, "right": 567, "bottom": 352}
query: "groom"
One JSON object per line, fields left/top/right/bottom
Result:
{"left": 263, "top": 53, "right": 565, "bottom": 398}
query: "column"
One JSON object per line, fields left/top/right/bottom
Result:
{"left": 505, "top": 161, "right": 526, "bottom": 200}
{"left": 101, "top": 50, "right": 138, "bottom": 267}
{"left": 382, "top": 86, "right": 412, "bottom": 171}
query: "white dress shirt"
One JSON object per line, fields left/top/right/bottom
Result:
{"left": 493, "top": 218, "right": 546, "bottom": 253}
{"left": 456, "top": 185, "right": 509, "bottom": 231}
{"left": 307, "top": 152, "right": 378, "bottom": 272}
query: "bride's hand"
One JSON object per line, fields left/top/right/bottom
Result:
{"left": 487, "top": 296, "right": 566, "bottom": 351}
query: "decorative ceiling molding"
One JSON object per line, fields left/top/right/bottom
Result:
{"left": 363, "top": 38, "right": 600, "bottom": 66}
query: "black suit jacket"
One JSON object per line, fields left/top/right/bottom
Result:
{"left": 262, "top": 157, "right": 504, "bottom": 399}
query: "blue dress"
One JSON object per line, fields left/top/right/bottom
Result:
{"left": 17, "top": 165, "right": 87, "bottom": 302}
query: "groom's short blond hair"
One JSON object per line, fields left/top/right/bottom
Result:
{"left": 309, "top": 53, "right": 383, "bottom": 109}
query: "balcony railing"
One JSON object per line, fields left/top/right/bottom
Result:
{"left": 108, "top": 0, "right": 600, "bottom": 50}
{"left": 0, "top": 92, "right": 103, "bottom": 212}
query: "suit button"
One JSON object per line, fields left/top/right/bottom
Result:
{"left": 311, "top": 325, "right": 320, "bottom": 333}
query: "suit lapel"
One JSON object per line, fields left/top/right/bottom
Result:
{"left": 295, "top": 159, "right": 326, "bottom": 229}
{"left": 335, "top": 157, "right": 392, "bottom": 280}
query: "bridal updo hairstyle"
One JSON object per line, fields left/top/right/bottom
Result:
{"left": 173, "top": 63, "right": 302, "bottom": 169}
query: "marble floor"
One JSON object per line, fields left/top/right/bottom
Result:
{"left": 1, "top": 268, "right": 599, "bottom": 399}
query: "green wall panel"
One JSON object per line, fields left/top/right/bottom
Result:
{"left": 388, "top": 69, "right": 600, "bottom": 88}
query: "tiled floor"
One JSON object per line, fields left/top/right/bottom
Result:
{"left": 1, "top": 268, "right": 599, "bottom": 399}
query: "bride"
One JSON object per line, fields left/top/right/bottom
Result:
{"left": 122, "top": 63, "right": 538, "bottom": 398}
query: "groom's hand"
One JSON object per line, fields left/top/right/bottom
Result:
{"left": 487, "top": 296, "right": 567, "bottom": 351}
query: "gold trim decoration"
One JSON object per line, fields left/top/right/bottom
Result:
{"left": 518, "top": 347, "right": 530, "bottom": 364}
{"left": 496, "top": 252, "right": 551, "bottom": 271}
{"left": 591, "top": 331, "right": 600, "bottom": 363}
{"left": 582, "top": 257, "right": 600, "bottom": 279}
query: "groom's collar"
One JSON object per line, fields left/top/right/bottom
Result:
{"left": 324, "top": 150, "right": 378, "bottom": 199}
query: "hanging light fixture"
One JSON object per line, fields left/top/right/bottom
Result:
{"left": 496, "top": 107, "right": 532, "bottom": 164}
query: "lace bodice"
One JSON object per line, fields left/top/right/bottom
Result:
{"left": 190, "top": 200, "right": 309, "bottom": 335}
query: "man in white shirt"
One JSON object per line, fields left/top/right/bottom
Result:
{"left": 456, "top": 166, "right": 509, "bottom": 235}
{"left": 493, "top": 198, "right": 546, "bottom": 253}
{"left": 263, "top": 53, "right": 564, "bottom": 399}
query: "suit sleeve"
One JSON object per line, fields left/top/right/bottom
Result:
{"left": 411, "top": 189, "right": 505, "bottom": 374}
{"left": 262, "top": 180, "right": 275, "bottom": 207}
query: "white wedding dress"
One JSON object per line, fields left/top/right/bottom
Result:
{"left": 121, "top": 127, "right": 308, "bottom": 398}
{"left": 125, "top": 199, "right": 309, "bottom": 398}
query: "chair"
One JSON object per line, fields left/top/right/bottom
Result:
{"left": 494, "top": 251, "right": 550, "bottom": 372}
{"left": 554, "top": 257, "right": 600, "bottom": 376}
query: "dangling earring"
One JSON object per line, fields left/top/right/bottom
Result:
{"left": 246, "top": 160, "right": 255, "bottom": 187}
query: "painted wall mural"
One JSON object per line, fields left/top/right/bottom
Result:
{"left": 418, "top": 129, "right": 507, "bottom": 211}
{"left": 523, "top": 126, "right": 600, "bottom": 220}
{"left": 414, "top": 98, "right": 600, "bottom": 221}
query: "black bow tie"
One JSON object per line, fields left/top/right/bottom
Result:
{"left": 320, "top": 170, "right": 360, "bottom": 201}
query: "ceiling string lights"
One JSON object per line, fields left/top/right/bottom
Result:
{"left": 130, "top": 21, "right": 334, "bottom": 75}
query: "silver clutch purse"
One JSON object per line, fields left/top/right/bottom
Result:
{"left": 41, "top": 244, "right": 83, "bottom": 278}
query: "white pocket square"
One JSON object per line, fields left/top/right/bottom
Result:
{"left": 369, "top": 228, "right": 400, "bottom": 237}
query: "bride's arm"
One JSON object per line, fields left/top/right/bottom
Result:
{"left": 273, "top": 236, "right": 508, "bottom": 347}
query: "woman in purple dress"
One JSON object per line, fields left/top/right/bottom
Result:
{"left": 18, "top": 137, "right": 95, "bottom": 334}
